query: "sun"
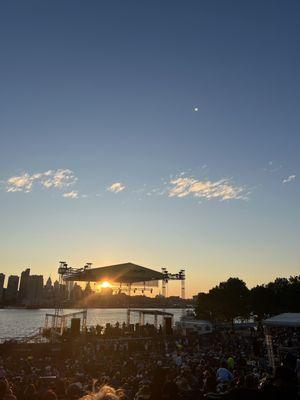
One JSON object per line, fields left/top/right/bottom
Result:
{"left": 100, "top": 281, "right": 111, "bottom": 288}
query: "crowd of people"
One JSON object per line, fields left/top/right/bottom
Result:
{"left": 269, "top": 327, "right": 300, "bottom": 350}
{"left": 0, "top": 326, "right": 299, "bottom": 399}
{"left": 77, "top": 322, "right": 163, "bottom": 339}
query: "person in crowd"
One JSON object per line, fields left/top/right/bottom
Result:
{"left": 216, "top": 362, "right": 233, "bottom": 383}
{"left": 42, "top": 390, "right": 58, "bottom": 400}
{"left": 162, "top": 370, "right": 179, "bottom": 400}
{"left": 134, "top": 385, "right": 150, "bottom": 400}
{"left": 80, "top": 385, "right": 122, "bottom": 400}
{"left": 227, "top": 356, "right": 234, "bottom": 371}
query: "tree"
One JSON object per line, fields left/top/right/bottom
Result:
{"left": 195, "top": 292, "right": 214, "bottom": 321}
{"left": 249, "top": 285, "right": 276, "bottom": 320}
{"left": 213, "top": 278, "right": 249, "bottom": 323}
{"left": 195, "top": 277, "right": 249, "bottom": 324}
{"left": 196, "top": 275, "right": 300, "bottom": 325}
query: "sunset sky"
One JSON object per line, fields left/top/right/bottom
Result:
{"left": 0, "top": 1, "right": 299, "bottom": 296}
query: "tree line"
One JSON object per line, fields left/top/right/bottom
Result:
{"left": 195, "top": 276, "right": 300, "bottom": 323}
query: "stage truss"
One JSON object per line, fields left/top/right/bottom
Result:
{"left": 55, "top": 261, "right": 186, "bottom": 328}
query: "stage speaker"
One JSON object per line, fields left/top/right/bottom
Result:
{"left": 71, "top": 318, "right": 81, "bottom": 336}
{"left": 164, "top": 317, "right": 172, "bottom": 335}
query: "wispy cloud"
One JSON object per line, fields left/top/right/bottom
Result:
{"left": 6, "top": 169, "right": 77, "bottom": 193}
{"left": 282, "top": 174, "right": 296, "bottom": 184}
{"left": 6, "top": 173, "right": 33, "bottom": 193}
{"left": 107, "top": 182, "right": 125, "bottom": 193}
{"left": 62, "top": 190, "right": 79, "bottom": 199}
{"left": 41, "top": 169, "right": 77, "bottom": 189}
{"left": 264, "top": 161, "right": 283, "bottom": 174}
{"left": 4, "top": 169, "right": 249, "bottom": 203}
{"left": 168, "top": 175, "right": 247, "bottom": 201}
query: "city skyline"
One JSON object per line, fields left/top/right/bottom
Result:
{"left": 1, "top": 1, "right": 300, "bottom": 297}
{"left": 0, "top": 267, "right": 191, "bottom": 309}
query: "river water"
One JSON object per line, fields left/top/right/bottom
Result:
{"left": 0, "top": 308, "right": 184, "bottom": 339}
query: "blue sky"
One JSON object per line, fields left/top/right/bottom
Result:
{"left": 0, "top": 1, "right": 299, "bottom": 296}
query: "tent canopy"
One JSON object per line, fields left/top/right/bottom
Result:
{"left": 64, "top": 262, "right": 164, "bottom": 284}
{"left": 263, "top": 313, "right": 300, "bottom": 327}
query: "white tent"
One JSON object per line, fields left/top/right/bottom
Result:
{"left": 263, "top": 313, "right": 300, "bottom": 327}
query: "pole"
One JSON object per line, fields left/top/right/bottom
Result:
{"left": 161, "top": 268, "right": 167, "bottom": 297}
{"left": 265, "top": 326, "right": 275, "bottom": 371}
{"left": 154, "top": 313, "right": 158, "bottom": 329}
{"left": 162, "top": 279, "right": 166, "bottom": 297}
{"left": 181, "top": 279, "right": 185, "bottom": 299}
{"left": 82, "top": 310, "right": 87, "bottom": 333}
{"left": 127, "top": 283, "right": 131, "bottom": 326}
{"left": 180, "top": 270, "right": 186, "bottom": 317}
{"left": 60, "top": 316, "right": 65, "bottom": 336}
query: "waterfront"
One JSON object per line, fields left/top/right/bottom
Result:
{"left": 0, "top": 308, "right": 184, "bottom": 339}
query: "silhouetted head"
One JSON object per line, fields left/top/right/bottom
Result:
{"left": 42, "top": 389, "right": 58, "bottom": 400}
{"left": 66, "top": 383, "right": 83, "bottom": 399}
{"left": 244, "top": 374, "right": 258, "bottom": 389}
{"left": 79, "top": 385, "right": 123, "bottom": 400}
{"left": 203, "top": 376, "right": 217, "bottom": 393}
{"left": 0, "top": 379, "right": 9, "bottom": 400}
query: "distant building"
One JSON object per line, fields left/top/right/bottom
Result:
{"left": 6, "top": 275, "right": 19, "bottom": 304}
{"left": 45, "top": 277, "right": 52, "bottom": 289}
{"left": 100, "top": 287, "right": 113, "bottom": 296}
{"left": 70, "top": 283, "right": 83, "bottom": 302}
{"left": 66, "top": 281, "right": 74, "bottom": 300}
{"left": 53, "top": 280, "right": 60, "bottom": 292}
{"left": 53, "top": 280, "right": 67, "bottom": 303}
{"left": 43, "top": 277, "right": 54, "bottom": 306}
{"left": 0, "top": 273, "right": 5, "bottom": 303}
{"left": 26, "top": 275, "right": 43, "bottom": 306}
{"left": 84, "top": 282, "right": 93, "bottom": 295}
{"left": 18, "top": 268, "right": 30, "bottom": 304}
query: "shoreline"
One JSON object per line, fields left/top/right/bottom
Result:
{"left": 0, "top": 306, "right": 188, "bottom": 310}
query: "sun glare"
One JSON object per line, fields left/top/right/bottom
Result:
{"left": 100, "top": 281, "right": 111, "bottom": 288}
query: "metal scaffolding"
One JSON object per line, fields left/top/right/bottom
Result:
{"left": 51, "top": 261, "right": 88, "bottom": 339}
{"left": 161, "top": 268, "right": 186, "bottom": 299}
{"left": 57, "top": 261, "right": 187, "bottom": 328}
{"left": 44, "top": 309, "right": 87, "bottom": 337}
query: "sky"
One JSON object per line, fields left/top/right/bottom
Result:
{"left": 0, "top": 1, "right": 299, "bottom": 297}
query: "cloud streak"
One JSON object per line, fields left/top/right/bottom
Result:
{"left": 264, "top": 161, "right": 283, "bottom": 174}
{"left": 6, "top": 169, "right": 77, "bottom": 193}
{"left": 107, "top": 182, "right": 125, "bottom": 193}
{"left": 282, "top": 175, "right": 296, "bottom": 184}
{"left": 4, "top": 169, "right": 249, "bottom": 203}
{"left": 62, "top": 191, "right": 79, "bottom": 199}
{"left": 168, "top": 176, "right": 247, "bottom": 201}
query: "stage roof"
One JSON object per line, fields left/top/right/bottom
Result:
{"left": 64, "top": 262, "right": 164, "bottom": 283}
{"left": 263, "top": 313, "right": 300, "bottom": 327}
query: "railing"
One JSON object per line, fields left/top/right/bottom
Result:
{"left": 0, "top": 327, "right": 43, "bottom": 344}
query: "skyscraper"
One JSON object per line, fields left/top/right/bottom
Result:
{"left": 6, "top": 275, "right": 19, "bottom": 304}
{"left": 0, "top": 273, "right": 5, "bottom": 303}
{"left": 45, "top": 277, "right": 52, "bottom": 289}
{"left": 26, "top": 275, "right": 44, "bottom": 306}
{"left": 43, "top": 276, "right": 54, "bottom": 306}
{"left": 18, "top": 268, "right": 30, "bottom": 305}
